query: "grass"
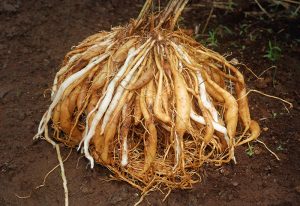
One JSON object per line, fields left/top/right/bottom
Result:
{"left": 264, "top": 41, "right": 281, "bottom": 61}
{"left": 207, "top": 30, "right": 218, "bottom": 47}
{"left": 249, "top": 32, "right": 258, "bottom": 41}
{"left": 290, "top": 6, "right": 299, "bottom": 18}
{"left": 246, "top": 143, "right": 254, "bottom": 157}
{"left": 239, "top": 23, "right": 250, "bottom": 35}
{"left": 276, "top": 145, "right": 285, "bottom": 151}
{"left": 16, "top": 88, "right": 21, "bottom": 98}
{"left": 216, "top": 25, "right": 233, "bottom": 37}
{"left": 226, "top": 0, "right": 237, "bottom": 12}
{"left": 197, "top": 30, "right": 218, "bottom": 47}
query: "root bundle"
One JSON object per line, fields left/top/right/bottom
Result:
{"left": 35, "top": 0, "right": 260, "bottom": 195}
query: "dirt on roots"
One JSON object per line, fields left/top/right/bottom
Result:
{"left": 0, "top": 0, "right": 299, "bottom": 205}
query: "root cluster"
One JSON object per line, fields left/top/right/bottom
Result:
{"left": 35, "top": 0, "right": 260, "bottom": 195}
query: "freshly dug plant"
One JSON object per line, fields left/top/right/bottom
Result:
{"left": 35, "top": 0, "right": 260, "bottom": 196}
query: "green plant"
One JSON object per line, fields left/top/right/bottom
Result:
{"left": 276, "top": 145, "right": 284, "bottom": 151}
{"left": 228, "top": 0, "right": 234, "bottom": 10}
{"left": 239, "top": 23, "right": 250, "bottom": 35}
{"left": 271, "top": 110, "right": 277, "bottom": 118}
{"left": 249, "top": 32, "right": 259, "bottom": 41}
{"left": 264, "top": 41, "right": 281, "bottom": 61}
{"left": 207, "top": 30, "right": 218, "bottom": 47}
{"left": 230, "top": 42, "right": 239, "bottom": 48}
{"left": 226, "top": 0, "right": 237, "bottom": 12}
{"left": 177, "top": 16, "right": 185, "bottom": 27}
{"left": 246, "top": 143, "right": 254, "bottom": 157}
{"left": 216, "top": 25, "right": 233, "bottom": 37}
{"left": 290, "top": 6, "right": 299, "bottom": 18}
{"left": 16, "top": 88, "right": 21, "bottom": 98}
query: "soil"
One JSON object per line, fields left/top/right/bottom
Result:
{"left": 0, "top": 0, "right": 299, "bottom": 205}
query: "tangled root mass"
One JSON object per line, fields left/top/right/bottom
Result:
{"left": 35, "top": 0, "right": 260, "bottom": 194}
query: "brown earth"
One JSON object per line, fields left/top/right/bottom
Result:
{"left": 0, "top": 0, "right": 299, "bottom": 205}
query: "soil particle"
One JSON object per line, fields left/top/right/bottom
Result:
{"left": 256, "top": 77, "right": 273, "bottom": 89}
{"left": 232, "top": 181, "right": 239, "bottom": 187}
{"left": 264, "top": 165, "right": 272, "bottom": 172}
{"left": 17, "top": 112, "right": 26, "bottom": 121}
{"left": 0, "top": 1, "right": 19, "bottom": 13}
{"left": 228, "top": 193, "right": 234, "bottom": 201}
{"left": 0, "top": 44, "right": 6, "bottom": 50}
{"left": 219, "top": 166, "right": 231, "bottom": 176}
{"left": 0, "top": 86, "right": 13, "bottom": 99}
{"left": 295, "top": 185, "right": 300, "bottom": 194}
{"left": 254, "top": 147, "right": 262, "bottom": 155}
{"left": 5, "top": 26, "right": 19, "bottom": 38}
{"left": 109, "top": 187, "right": 129, "bottom": 205}
{"left": 80, "top": 182, "right": 94, "bottom": 195}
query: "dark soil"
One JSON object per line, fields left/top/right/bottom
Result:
{"left": 0, "top": 0, "right": 299, "bottom": 205}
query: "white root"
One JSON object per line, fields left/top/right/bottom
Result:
{"left": 121, "top": 138, "right": 129, "bottom": 167}
{"left": 120, "top": 104, "right": 129, "bottom": 166}
{"left": 173, "top": 131, "right": 181, "bottom": 170}
{"left": 190, "top": 110, "right": 229, "bottom": 145}
{"left": 196, "top": 71, "right": 219, "bottom": 122}
{"left": 51, "top": 37, "right": 113, "bottom": 100}
{"left": 76, "top": 30, "right": 116, "bottom": 49}
{"left": 55, "top": 144, "right": 69, "bottom": 206}
{"left": 172, "top": 43, "right": 190, "bottom": 64}
{"left": 81, "top": 38, "right": 152, "bottom": 168}
{"left": 121, "top": 141, "right": 128, "bottom": 166}
{"left": 81, "top": 48, "right": 136, "bottom": 165}
{"left": 51, "top": 53, "right": 82, "bottom": 100}
{"left": 34, "top": 53, "right": 110, "bottom": 140}
{"left": 100, "top": 44, "right": 153, "bottom": 134}
{"left": 87, "top": 37, "right": 113, "bottom": 52}
{"left": 172, "top": 43, "right": 237, "bottom": 161}
{"left": 191, "top": 110, "right": 235, "bottom": 162}
{"left": 172, "top": 42, "right": 220, "bottom": 122}
{"left": 78, "top": 91, "right": 106, "bottom": 150}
